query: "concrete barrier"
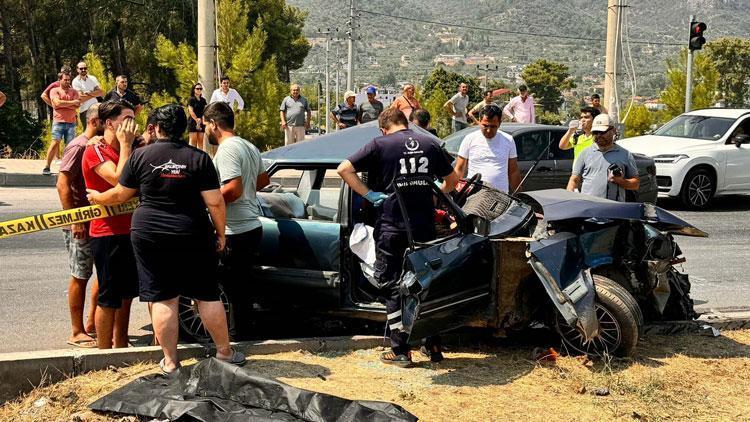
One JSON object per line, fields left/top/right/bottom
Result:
{"left": 0, "top": 172, "right": 57, "bottom": 187}
{"left": 0, "top": 335, "right": 383, "bottom": 404}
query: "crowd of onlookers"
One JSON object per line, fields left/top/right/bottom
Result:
{"left": 48, "top": 62, "right": 263, "bottom": 374}
{"left": 34, "top": 56, "right": 637, "bottom": 372}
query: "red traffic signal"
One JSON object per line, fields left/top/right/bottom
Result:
{"left": 689, "top": 21, "right": 707, "bottom": 51}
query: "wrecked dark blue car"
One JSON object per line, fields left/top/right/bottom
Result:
{"left": 177, "top": 122, "right": 706, "bottom": 357}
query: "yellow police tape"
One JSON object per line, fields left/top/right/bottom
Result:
{"left": 0, "top": 198, "right": 139, "bottom": 240}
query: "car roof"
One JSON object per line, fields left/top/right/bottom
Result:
{"left": 685, "top": 108, "right": 750, "bottom": 119}
{"left": 261, "top": 120, "right": 441, "bottom": 167}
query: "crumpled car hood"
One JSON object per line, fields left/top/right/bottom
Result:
{"left": 518, "top": 189, "right": 708, "bottom": 237}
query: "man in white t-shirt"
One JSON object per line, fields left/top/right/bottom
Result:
{"left": 454, "top": 104, "right": 521, "bottom": 193}
{"left": 71, "top": 62, "right": 103, "bottom": 125}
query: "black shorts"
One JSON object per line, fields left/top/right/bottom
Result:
{"left": 188, "top": 119, "right": 205, "bottom": 133}
{"left": 220, "top": 227, "right": 262, "bottom": 295}
{"left": 131, "top": 231, "right": 220, "bottom": 302}
{"left": 90, "top": 234, "right": 139, "bottom": 308}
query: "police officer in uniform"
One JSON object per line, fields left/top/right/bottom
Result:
{"left": 337, "top": 108, "right": 459, "bottom": 367}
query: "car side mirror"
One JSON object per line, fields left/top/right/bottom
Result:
{"left": 733, "top": 134, "right": 750, "bottom": 148}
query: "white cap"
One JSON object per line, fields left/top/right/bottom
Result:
{"left": 591, "top": 114, "right": 612, "bottom": 132}
{"left": 344, "top": 90, "right": 356, "bottom": 99}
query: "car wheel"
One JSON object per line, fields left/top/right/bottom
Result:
{"left": 556, "top": 275, "right": 640, "bottom": 357}
{"left": 178, "top": 283, "right": 235, "bottom": 343}
{"left": 680, "top": 168, "right": 714, "bottom": 209}
{"left": 590, "top": 271, "right": 644, "bottom": 331}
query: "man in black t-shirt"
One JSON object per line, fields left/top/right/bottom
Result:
{"left": 337, "top": 108, "right": 459, "bottom": 367}
{"left": 103, "top": 75, "right": 143, "bottom": 115}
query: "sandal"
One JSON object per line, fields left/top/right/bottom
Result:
{"left": 419, "top": 345, "right": 444, "bottom": 363}
{"left": 159, "top": 358, "right": 181, "bottom": 377}
{"left": 379, "top": 351, "right": 412, "bottom": 368}
{"left": 217, "top": 348, "right": 246, "bottom": 366}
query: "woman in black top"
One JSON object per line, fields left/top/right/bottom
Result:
{"left": 187, "top": 83, "right": 207, "bottom": 149}
{"left": 87, "top": 105, "right": 245, "bottom": 375}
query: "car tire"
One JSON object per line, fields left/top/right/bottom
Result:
{"left": 679, "top": 168, "right": 714, "bottom": 209}
{"left": 556, "top": 275, "right": 640, "bottom": 357}
{"left": 178, "top": 283, "right": 235, "bottom": 343}
{"left": 592, "top": 272, "right": 646, "bottom": 335}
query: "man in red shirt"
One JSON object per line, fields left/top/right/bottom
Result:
{"left": 44, "top": 71, "right": 80, "bottom": 175}
{"left": 40, "top": 65, "right": 71, "bottom": 108}
{"left": 82, "top": 100, "right": 139, "bottom": 349}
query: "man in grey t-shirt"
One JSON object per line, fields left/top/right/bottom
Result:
{"left": 443, "top": 83, "right": 470, "bottom": 133}
{"left": 279, "top": 84, "right": 311, "bottom": 146}
{"left": 567, "top": 114, "right": 639, "bottom": 201}
{"left": 358, "top": 86, "right": 383, "bottom": 123}
{"left": 205, "top": 101, "right": 271, "bottom": 338}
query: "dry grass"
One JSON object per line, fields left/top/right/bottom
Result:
{"left": 2, "top": 330, "right": 750, "bottom": 422}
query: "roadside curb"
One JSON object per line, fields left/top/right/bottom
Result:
{"left": 0, "top": 335, "right": 383, "bottom": 404}
{"left": 0, "top": 172, "right": 57, "bottom": 187}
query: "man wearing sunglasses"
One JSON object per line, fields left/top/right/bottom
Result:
{"left": 454, "top": 104, "right": 521, "bottom": 193}
{"left": 72, "top": 62, "right": 104, "bottom": 126}
{"left": 566, "top": 114, "right": 639, "bottom": 201}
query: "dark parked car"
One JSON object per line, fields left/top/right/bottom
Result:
{"left": 442, "top": 124, "right": 658, "bottom": 203}
{"left": 177, "top": 122, "right": 702, "bottom": 356}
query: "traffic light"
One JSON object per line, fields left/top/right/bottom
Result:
{"left": 689, "top": 21, "right": 707, "bottom": 51}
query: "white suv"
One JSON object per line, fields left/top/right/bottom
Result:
{"left": 618, "top": 109, "right": 750, "bottom": 209}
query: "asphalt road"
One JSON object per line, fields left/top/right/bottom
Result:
{"left": 1, "top": 187, "right": 749, "bottom": 353}
{"left": 0, "top": 187, "right": 152, "bottom": 353}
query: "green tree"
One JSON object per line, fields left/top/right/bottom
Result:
{"left": 155, "top": 0, "right": 286, "bottom": 149}
{"left": 154, "top": 34, "right": 197, "bottom": 100}
{"left": 622, "top": 102, "right": 652, "bottom": 138}
{"left": 245, "top": 0, "right": 311, "bottom": 82}
{"left": 705, "top": 37, "right": 750, "bottom": 107}
{"left": 520, "top": 59, "right": 576, "bottom": 113}
{"left": 421, "top": 88, "right": 450, "bottom": 138}
{"left": 660, "top": 48, "right": 718, "bottom": 119}
{"left": 0, "top": 89, "right": 43, "bottom": 156}
{"left": 379, "top": 71, "right": 397, "bottom": 89}
{"left": 422, "top": 67, "right": 482, "bottom": 106}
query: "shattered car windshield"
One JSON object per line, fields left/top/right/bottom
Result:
{"left": 654, "top": 115, "right": 734, "bottom": 140}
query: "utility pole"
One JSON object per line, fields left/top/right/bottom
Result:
{"left": 317, "top": 28, "right": 336, "bottom": 134}
{"left": 476, "top": 63, "right": 498, "bottom": 90}
{"left": 317, "top": 80, "right": 322, "bottom": 132}
{"left": 198, "top": 0, "right": 217, "bottom": 154}
{"left": 603, "top": 0, "right": 622, "bottom": 123}
{"left": 335, "top": 44, "right": 341, "bottom": 109}
{"left": 346, "top": 0, "right": 356, "bottom": 91}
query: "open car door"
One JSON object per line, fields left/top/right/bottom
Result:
{"left": 392, "top": 176, "right": 494, "bottom": 342}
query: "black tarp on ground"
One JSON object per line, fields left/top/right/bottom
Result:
{"left": 89, "top": 358, "right": 417, "bottom": 422}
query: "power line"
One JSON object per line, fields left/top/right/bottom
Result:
{"left": 356, "top": 8, "right": 684, "bottom": 46}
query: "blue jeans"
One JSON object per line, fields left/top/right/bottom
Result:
{"left": 452, "top": 119, "right": 468, "bottom": 133}
{"left": 51, "top": 122, "right": 76, "bottom": 142}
